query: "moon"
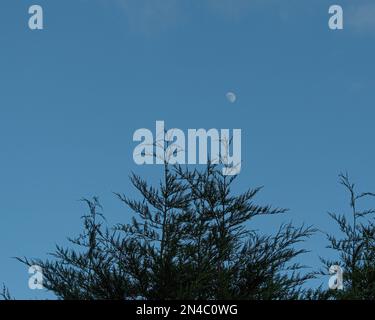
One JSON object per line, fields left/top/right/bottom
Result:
{"left": 226, "top": 92, "right": 236, "bottom": 103}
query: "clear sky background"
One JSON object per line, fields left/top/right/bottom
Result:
{"left": 1, "top": 0, "right": 375, "bottom": 299}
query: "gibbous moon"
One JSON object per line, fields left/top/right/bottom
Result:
{"left": 226, "top": 92, "right": 236, "bottom": 103}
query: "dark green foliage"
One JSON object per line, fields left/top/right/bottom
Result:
{"left": 319, "top": 173, "right": 375, "bottom": 300}
{"left": 17, "top": 163, "right": 315, "bottom": 300}
{"left": 1, "top": 284, "right": 13, "bottom": 300}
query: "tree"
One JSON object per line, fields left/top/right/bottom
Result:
{"left": 319, "top": 173, "right": 375, "bottom": 299}
{"left": 174, "top": 164, "right": 315, "bottom": 299}
{"left": 16, "top": 162, "right": 315, "bottom": 300}
{"left": 1, "top": 285, "right": 13, "bottom": 300}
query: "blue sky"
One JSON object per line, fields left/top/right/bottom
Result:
{"left": 1, "top": 0, "right": 375, "bottom": 299}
